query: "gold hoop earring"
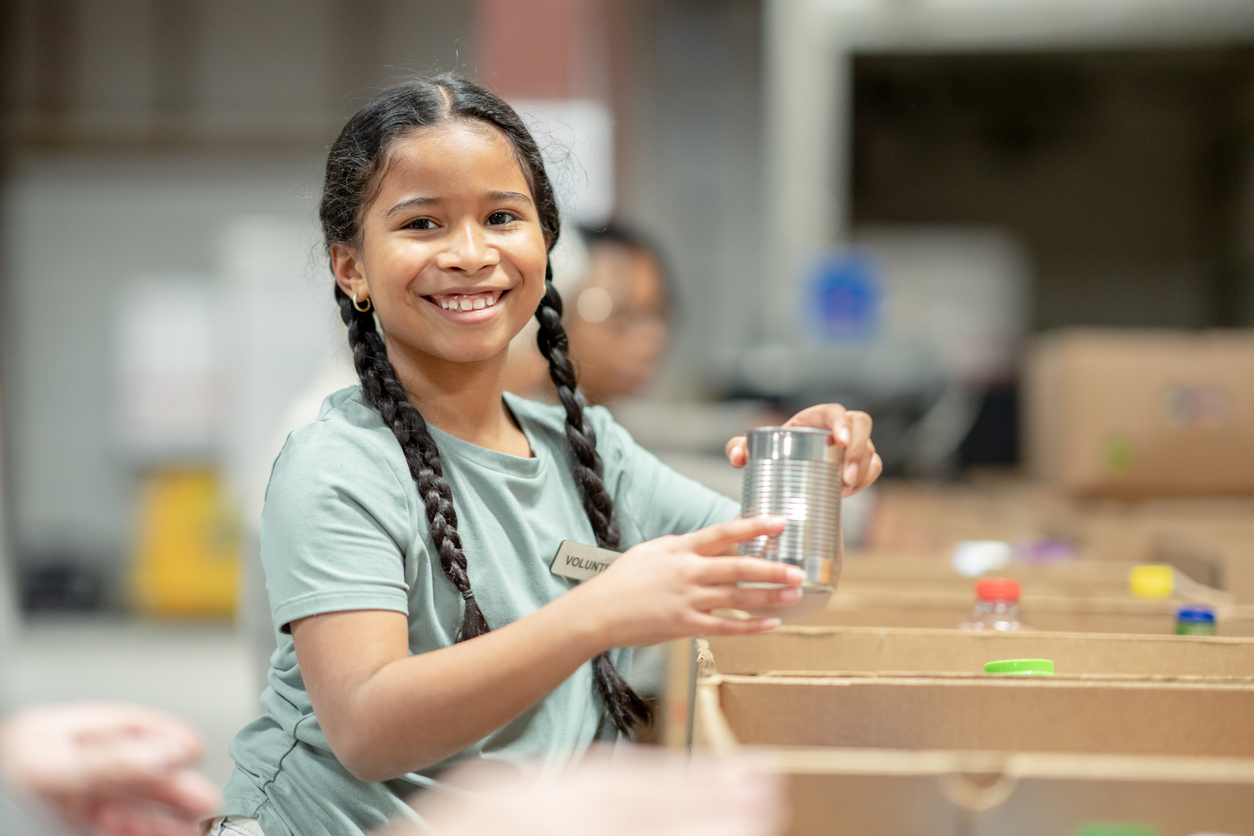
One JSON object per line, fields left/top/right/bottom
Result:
{"left": 352, "top": 293, "right": 372, "bottom": 313}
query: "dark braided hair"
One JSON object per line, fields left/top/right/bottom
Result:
{"left": 319, "top": 74, "right": 651, "bottom": 736}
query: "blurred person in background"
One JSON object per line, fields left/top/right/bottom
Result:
{"left": 0, "top": 702, "right": 218, "bottom": 835}
{"left": 503, "top": 222, "right": 670, "bottom": 408}
{"left": 503, "top": 222, "right": 782, "bottom": 453}
{"left": 502, "top": 221, "right": 790, "bottom": 505}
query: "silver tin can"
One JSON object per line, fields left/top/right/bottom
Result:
{"left": 737, "top": 426, "right": 843, "bottom": 590}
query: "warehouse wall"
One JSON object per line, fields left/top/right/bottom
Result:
{"left": 0, "top": 0, "right": 474, "bottom": 603}
{"left": 613, "top": 0, "right": 765, "bottom": 394}
{"left": 851, "top": 49, "right": 1254, "bottom": 331}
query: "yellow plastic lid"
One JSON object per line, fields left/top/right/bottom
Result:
{"left": 1129, "top": 565, "right": 1173, "bottom": 599}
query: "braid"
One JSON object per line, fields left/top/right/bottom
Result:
{"left": 534, "top": 275, "right": 620, "bottom": 548}
{"left": 335, "top": 286, "right": 490, "bottom": 642}
{"left": 534, "top": 272, "right": 653, "bottom": 737}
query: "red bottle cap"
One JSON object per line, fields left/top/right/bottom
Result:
{"left": 975, "top": 577, "right": 1020, "bottom": 602}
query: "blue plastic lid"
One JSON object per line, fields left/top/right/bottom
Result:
{"left": 1176, "top": 604, "right": 1216, "bottom": 623}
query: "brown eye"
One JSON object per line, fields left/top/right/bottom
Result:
{"left": 487, "top": 211, "right": 516, "bottom": 226}
{"left": 406, "top": 218, "right": 435, "bottom": 230}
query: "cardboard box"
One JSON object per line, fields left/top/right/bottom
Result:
{"left": 1024, "top": 329, "right": 1254, "bottom": 497}
{"left": 808, "top": 589, "right": 1254, "bottom": 635}
{"left": 864, "top": 481, "right": 1043, "bottom": 553}
{"left": 1062, "top": 496, "right": 1254, "bottom": 568}
{"left": 840, "top": 553, "right": 1169, "bottom": 598}
{"left": 704, "top": 626, "right": 1254, "bottom": 679}
{"left": 962, "top": 475, "right": 1254, "bottom": 601}
{"left": 694, "top": 675, "right": 1254, "bottom": 835}
{"left": 704, "top": 673, "right": 1254, "bottom": 756}
{"left": 1041, "top": 504, "right": 1254, "bottom": 603}
{"left": 740, "top": 745, "right": 1254, "bottom": 836}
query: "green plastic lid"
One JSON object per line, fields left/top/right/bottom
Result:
{"left": 1072, "top": 824, "right": 1159, "bottom": 836}
{"left": 984, "top": 658, "right": 1055, "bottom": 676}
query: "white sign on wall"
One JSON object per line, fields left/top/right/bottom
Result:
{"left": 511, "top": 98, "right": 615, "bottom": 226}
{"left": 113, "top": 276, "right": 221, "bottom": 459}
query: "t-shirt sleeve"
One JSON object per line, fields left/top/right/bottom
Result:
{"left": 589, "top": 407, "right": 740, "bottom": 546}
{"left": 260, "top": 419, "right": 417, "bottom": 631}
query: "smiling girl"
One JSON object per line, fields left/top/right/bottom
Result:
{"left": 210, "top": 75, "right": 881, "bottom": 836}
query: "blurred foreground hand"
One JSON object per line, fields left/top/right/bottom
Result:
{"left": 0, "top": 702, "right": 219, "bottom": 836}
{"left": 390, "top": 746, "right": 787, "bottom": 836}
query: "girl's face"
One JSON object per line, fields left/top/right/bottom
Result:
{"left": 333, "top": 120, "right": 550, "bottom": 368}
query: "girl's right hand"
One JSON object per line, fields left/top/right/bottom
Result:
{"left": 568, "top": 516, "right": 803, "bottom": 650}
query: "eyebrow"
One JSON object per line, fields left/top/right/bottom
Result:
{"left": 385, "top": 190, "right": 533, "bottom": 217}
{"left": 489, "top": 190, "right": 533, "bottom": 205}
{"left": 386, "top": 196, "right": 439, "bottom": 217}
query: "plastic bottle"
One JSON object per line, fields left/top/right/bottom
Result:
{"left": 958, "top": 577, "right": 1032, "bottom": 631}
{"left": 1176, "top": 604, "right": 1217, "bottom": 636}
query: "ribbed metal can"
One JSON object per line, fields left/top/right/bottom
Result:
{"left": 737, "top": 427, "right": 843, "bottom": 590}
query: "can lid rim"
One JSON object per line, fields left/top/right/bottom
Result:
{"left": 748, "top": 426, "right": 831, "bottom": 435}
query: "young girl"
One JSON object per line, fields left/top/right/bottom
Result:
{"left": 210, "top": 74, "right": 881, "bottom": 836}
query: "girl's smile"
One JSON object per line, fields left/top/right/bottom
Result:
{"left": 332, "top": 120, "right": 549, "bottom": 367}
{"left": 426, "top": 288, "right": 507, "bottom": 323}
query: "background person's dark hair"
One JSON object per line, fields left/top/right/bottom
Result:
{"left": 318, "top": 74, "right": 651, "bottom": 738}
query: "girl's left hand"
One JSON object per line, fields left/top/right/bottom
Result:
{"left": 725, "top": 404, "right": 882, "bottom": 497}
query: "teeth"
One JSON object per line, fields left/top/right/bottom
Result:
{"left": 437, "top": 292, "right": 499, "bottom": 312}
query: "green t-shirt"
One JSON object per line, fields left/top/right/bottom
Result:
{"left": 219, "top": 388, "right": 739, "bottom": 836}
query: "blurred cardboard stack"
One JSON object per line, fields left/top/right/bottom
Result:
{"left": 660, "top": 329, "right": 1254, "bottom": 835}
{"left": 847, "top": 328, "right": 1254, "bottom": 603}
{"left": 1022, "top": 329, "right": 1254, "bottom": 602}
{"left": 1024, "top": 329, "right": 1254, "bottom": 498}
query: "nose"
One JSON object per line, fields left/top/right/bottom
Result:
{"left": 436, "top": 221, "right": 500, "bottom": 275}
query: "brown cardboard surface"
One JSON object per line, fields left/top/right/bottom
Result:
{"left": 840, "top": 553, "right": 1186, "bottom": 598}
{"left": 963, "top": 475, "right": 1254, "bottom": 601}
{"left": 853, "top": 475, "right": 1254, "bottom": 601}
{"left": 864, "top": 481, "right": 1043, "bottom": 553}
{"left": 1023, "top": 329, "right": 1254, "bottom": 497}
{"left": 705, "top": 626, "right": 1254, "bottom": 678}
{"left": 714, "top": 673, "right": 1254, "bottom": 756}
{"left": 782, "top": 750, "right": 1254, "bottom": 836}
{"left": 806, "top": 588, "right": 1254, "bottom": 634}
{"left": 1147, "top": 524, "right": 1254, "bottom": 606}
{"left": 693, "top": 679, "right": 1254, "bottom": 836}
{"left": 1070, "top": 498, "right": 1254, "bottom": 583}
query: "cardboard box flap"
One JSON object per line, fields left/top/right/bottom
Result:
{"left": 692, "top": 668, "right": 1254, "bottom": 835}
{"left": 768, "top": 745, "right": 1254, "bottom": 784}
{"left": 807, "top": 589, "right": 1254, "bottom": 634}
{"left": 706, "top": 625, "right": 1254, "bottom": 678}
{"left": 826, "top": 589, "right": 1250, "bottom": 616}
{"left": 1024, "top": 329, "right": 1254, "bottom": 496}
{"left": 713, "top": 673, "right": 1254, "bottom": 757}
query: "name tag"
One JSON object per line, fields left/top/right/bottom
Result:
{"left": 550, "top": 540, "right": 621, "bottom": 582}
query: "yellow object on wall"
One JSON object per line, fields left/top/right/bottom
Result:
{"left": 131, "top": 468, "right": 240, "bottom": 618}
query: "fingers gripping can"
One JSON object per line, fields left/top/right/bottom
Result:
{"left": 737, "top": 427, "right": 843, "bottom": 591}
